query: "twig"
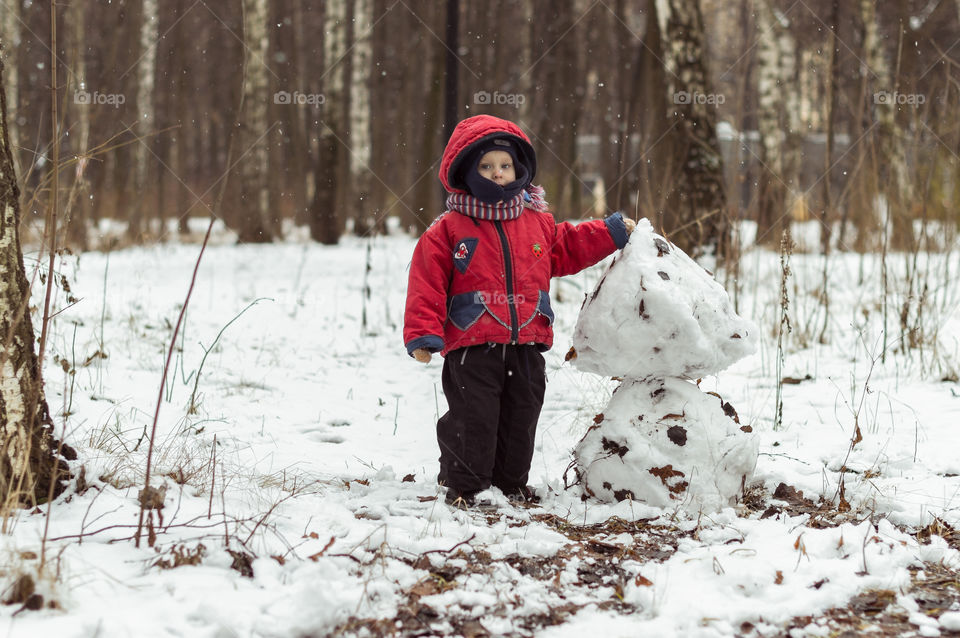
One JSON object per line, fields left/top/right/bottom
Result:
{"left": 134, "top": 217, "right": 216, "bottom": 548}
{"left": 419, "top": 534, "right": 477, "bottom": 558}
{"left": 37, "top": 0, "right": 60, "bottom": 373}
{"left": 47, "top": 297, "right": 83, "bottom": 321}
{"left": 208, "top": 434, "right": 216, "bottom": 519}
{"left": 50, "top": 513, "right": 255, "bottom": 542}
{"left": 39, "top": 0, "right": 62, "bottom": 570}
{"left": 243, "top": 489, "right": 304, "bottom": 546}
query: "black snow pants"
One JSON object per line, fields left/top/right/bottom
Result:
{"left": 436, "top": 343, "right": 547, "bottom": 494}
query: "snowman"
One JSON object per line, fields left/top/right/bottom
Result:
{"left": 568, "top": 219, "right": 759, "bottom": 513}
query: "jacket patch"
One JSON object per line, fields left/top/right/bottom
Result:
{"left": 532, "top": 243, "right": 543, "bottom": 258}
{"left": 452, "top": 238, "right": 479, "bottom": 274}
{"left": 448, "top": 291, "right": 486, "bottom": 331}
{"left": 537, "top": 290, "right": 555, "bottom": 325}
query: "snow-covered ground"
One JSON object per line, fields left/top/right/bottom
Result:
{"left": 3, "top": 220, "right": 960, "bottom": 637}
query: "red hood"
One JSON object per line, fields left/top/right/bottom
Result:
{"left": 439, "top": 115, "right": 537, "bottom": 194}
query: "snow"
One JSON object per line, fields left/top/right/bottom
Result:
{"left": 572, "top": 219, "right": 757, "bottom": 379}
{"left": 2, "top": 223, "right": 960, "bottom": 636}
{"left": 573, "top": 377, "right": 758, "bottom": 512}
{"left": 571, "top": 222, "right": 758, "bottom": 513}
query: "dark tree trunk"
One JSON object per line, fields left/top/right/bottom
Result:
{"left": 235, "top": 0, "right": 276, "bottom": 243}
{"left": 654, "top": 0, "right": 729, "bottom": 260}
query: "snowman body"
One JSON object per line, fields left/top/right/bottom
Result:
{"left": 570, "top": 220, "right": 759, "bottom": 513}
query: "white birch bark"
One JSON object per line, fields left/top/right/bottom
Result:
{"left": 0, "top": 54, "right": 63, "bottom": 506}
{"left": 861, "top": 0, "right": 911, "bottom": 229}
{"left": 0, "top": 1, "right": 19, "bottom": 175}
{"left": 237, "top": 0, "right": 273, "bottom": 241}
{"left": 127, "top": 0, "right": 158, "bottom": 238}
{"left": 349, "top": 0, "right": 375, "bottom": 231}
{"left": 135, "top": 0, "right": 158, "bottom": 189}
{"left": 754, "top": 0, "right": 800, "bottom": 236}
{"left": 73, "top": 3, "right": 90, "bottom": 163}
{"left": 349, "top": 0, "right": 371, "bottom": 179}
{"left": 756, "top": 0, "right": 784, "bottom": 181}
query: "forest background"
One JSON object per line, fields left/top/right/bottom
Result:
{"left": 5, "top": 0, "right": 957, "bottom": 259}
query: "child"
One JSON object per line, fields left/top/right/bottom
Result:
{"left": 403, "top": 114, "right": 634, "bottom": 507}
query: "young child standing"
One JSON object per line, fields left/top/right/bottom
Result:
{"left": 403, "top": 114, "right": 634, "bottom": 507}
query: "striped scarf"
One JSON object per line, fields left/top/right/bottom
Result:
{"left": 446, "top": 185, "right": 550, "bottom": 221}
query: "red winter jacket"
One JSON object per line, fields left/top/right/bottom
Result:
{"left": 403, "top": 115, "right": 628, "bottom": 357}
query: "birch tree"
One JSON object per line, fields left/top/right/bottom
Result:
{"left": 127, "top": 0, "right": 158, "bottom": 240}
{"left": 0, "top": 56, "right": 71, "bottom": 508}
{"left": 654, "top": 0, "right": 728, "bottom": 259}
{"left": 754, "top": 0, "right": 800, "bottom": 245}
{"left": 236, "top": 0, "right": 275, "bottom": 243}
{"left": 66, "top": 0, "right": 91, "bottom": 250}
{"left": 349, "top": 0, "right": 375, "bottom": 234}
{"left": 0, "top": 1, "right": 19, "bottom": 177}
{"left": 861, "top": 0, "right": 912, "bottom": 250}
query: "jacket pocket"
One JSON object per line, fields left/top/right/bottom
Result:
{"left": 537, "top": 290, "right": 555, "bottom": 325}
{"left": 448, "top": 291, "right": 486, "bottom": 331}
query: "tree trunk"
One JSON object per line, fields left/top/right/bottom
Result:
{"left": 349, "top": 0, "right": 375, "bottom": 235}
{"left": 0, "top": 56, "right": 71, "bottom": 508}
{"left": 754, "top": 0, "right": 799, "bottom": 246}
{"left": 236, "top": 0, "right": 275, "bottom": 243}
{"left": 170, "top": 0, "right": 192, "bottom": 236}
{"left": 653, "top": 0, "right": 728, "bottom": 260}
{"left": 867, "top": 1, "right": 912, "bottom": 250}
{"left": 126, "top": 0, "right": 158, "bottom": 241}
{"left": 0, "top": 1, "right": 19, "bottom": 178}
{"left": 820, "top": 0, "right": 840, "bottom": 255}
{"left": 531, "top": 0, "right": 583, "bottom": 218}
{"left": 271, "top": 0, "right": 310, "bottom": 229}
{"left": 410, "top": 12, "right": 443, "bottom": 235}
{"left": 65, "top": 0, "right": 91, "bottom": 251}
{"left": 309, "top": 0, "right": 346, "bottom": 244}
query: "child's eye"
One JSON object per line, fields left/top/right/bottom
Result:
{"left": 480, "top": 163, "right": 491, "bottom": 170}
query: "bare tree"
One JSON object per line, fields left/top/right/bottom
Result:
{"left": 0, "top": 1, "right": 19, "bottom": 177}
{"left": 654, "top": 0, "right": 728, "bottom": 258}
{"left": 529, "top": 0, "right": 586, "bottom": 218}
{"left": 169, "top": 0, "right": 193, "bottom": 236}
{"left": 65, "top": 0, "right": 91, "bottom": 251}
{"left": 754, "top": 0, "right": 800, "bottom": 245}
{"left": 310, "top": 0, "right": 346, "bottom": 244}
{"left": 0, "top": 56, "right": 71, "bottom": 509}
{"left": 864, "top": 0, "right": 912, "bottom": 250}
{"left": 349, "top": 0, "right": 375, "bottom": 235}
{"left": 127, "top": 0, "right": 158, "bottom": 240}
{"left": 235, "top": 0, "right": 275, "bottom": 242}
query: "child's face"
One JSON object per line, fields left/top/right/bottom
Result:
{"left": 477, "top": 150, "right": 516, "bottom": 186}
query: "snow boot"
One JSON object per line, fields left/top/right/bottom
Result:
{"left": 502, "top": 485, "right": 541, "bottom": 506}
{"left": 444, "top": 489, "right": 495, "bottom": 511}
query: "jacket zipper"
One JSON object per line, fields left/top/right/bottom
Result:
{"left": 494, "top": 220, "right": 520, "bottom": 343}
